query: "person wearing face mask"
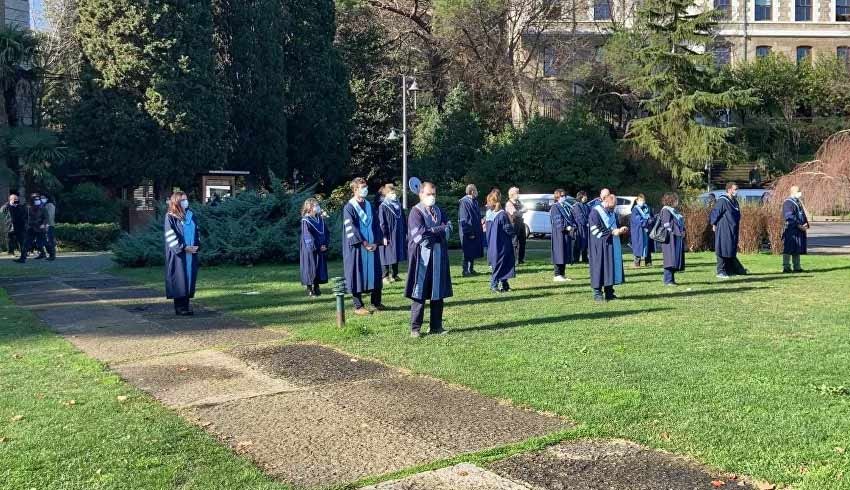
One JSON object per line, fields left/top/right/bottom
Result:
{"left": 300, "top": 198, "right": 329, "bottom": 297}
{"left": 505, "top": 187, "right": 527, "bottom": 265}
{"left": 164, "top": 192, "right": 200, "bottom": 316}
{"left": 40, "top": 194, "right": 57, "bottom": 261}
{"left": 458, "top": 184, "right": 484, "bottom": 277}
{"left": 378, "top": 183, "right": 407, "bottom": 284}
{"left": 570, "top": 191, "right": 590, "bottom": 263}
{"left": 405, "top": 181, "right": 453, "bottom": 338}
{"left": 342, "top": 177, "right": 385, "bottom": 316}
{"left": 781, "top": 185, "right": 809, "bottom": 273}
{"left": 588, "top": 188, "right": 610, "bottom": 209}
{"left": 629, "top": 193, "right": 654, "bottom": 268}
{"left": 1, "top": 193, "right": 25, "bottom": 255}
{"left": 486, "top": 190, "right": 516, "bottom": 293}
{"left": 550, "top": 189, "right": 575, "bottom": 282}
{"left": 659, "top": 192, "right": 686, "bottom": 286}
{"left": 710, "top": 182, "right": 747, "bottom": 279}
{"left": 589, "top": 194, "right": 628, "bottom": 302}
{"left": 14, "top": 194, "right": 48, "bottom": 263}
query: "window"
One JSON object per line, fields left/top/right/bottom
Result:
{"left": 838, "top": 46, "right": 850, "bottom": 68}
{"left": 593, "top": 0, "right": 612, "bottom": 20}
{"left": 795, "top": 0, "right": 812, "bottom": 21}
{"left": 755, "top": 45, "right": 772, "bottom": 58}
{"left": 713, "top": 44, "right": 732, "bottom": 67}
{"left": 796, "top": 46, "right": 812, "bottom": 65}
{"left": 838, "top": 0, "right": 850, "bottom": 21}
{"left": 543, "top": 47, "right": 557, "bottom": 77}
{"left": 754, "top": 0, "right": 772, "bottom": 20}
{"left": 714, "top": 0, "right": 731, "bottom": 18}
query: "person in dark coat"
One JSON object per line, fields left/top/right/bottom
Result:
{"left": 629, "top": 193, "right": 654, "bottom": 268}
{"left": 549, "top": 188, "right": 575, "bottom": 282}
{"left": 1, "top": 193, "right": 25, "bottom": 255}
{"left": 14, "top": 194, "right": 47, "bottom": 263}
{"left": 505, "top": 187, "right": 527, "bottom": 265}
{"left": 300, "top": 198, "right": 329, "bottom": 297}
{"left": 343, "top": 177, "right": 385, "bottom": 316}
{"left": 782, "top": 185, "right": 809, "bottom": 273}
{"left": 589, "top": 194, "right": 628, "bottom": 302}
{"left": 378, "top": 183, "right": 407, "bottom": 283}
{"left": 571, "top": 191, "right": 590, "bottom": 263}
{"left": 659, "top": 192, "right": 686, "bottom": 286}
{"left": 458, "top": 184, "right": 484, "bottom": 276}
{"left": 486, "top": 190, "right": 516, "bottom": 293}
{"left": 163, "top": 192, "right": 200, "bottom": 315}
{"left": 405, "top": 181, "right": 453, "bottom": 338}
{"left": 710, "top": 182, "right": 747, "bottom": 279}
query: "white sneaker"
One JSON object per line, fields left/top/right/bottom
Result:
{"left": 554, "top": 275, "right": 567, "bottom": 282}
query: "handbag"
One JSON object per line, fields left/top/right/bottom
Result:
{"left": 649, "top": 218, "right": 669, "bottom": 243}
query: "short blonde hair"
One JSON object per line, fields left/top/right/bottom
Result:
{"left": 301, "top": 198, "right": 319, "bottom": 216}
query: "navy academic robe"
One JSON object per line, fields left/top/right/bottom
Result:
{"left": 300, "top": 216, "right": 329, "bottom": 286}
{"left": 588, "top": 206, "right": 625, "bottom": 289}
{"left": 164, "top": 213, "right": 200, "bottom": 299}
{"left": 549, "top": 203, "right": 575, "bottom": 265}
{"left": 342, "top": 200, "right": 383, "bottom": 294}
{"left": 487, "top": 210, "right": 516, "bottom": 282}
{"left": 629, "top": 204, "right": 654, "bottom": 259}
{"left": 660, "top": 207, "right": 686, "bottom": 271}
{"left": 710, "top": 195, "right": 740, "bottom": 258}
{"left": 458, "top": 196, "right": 484, "bottom": 260}
{"left": 782, "top": 198, "right": 808, "bottom": 255}
{"left": 378, "top": 200, "right": 408, "bottom": 266}
{"left": 571, "top": 202, "right": 589, "bottom": 255}
{"left": 405, "top": 204, "right": 454, "bottom": 301}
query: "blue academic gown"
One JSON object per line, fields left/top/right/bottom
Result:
{"left": 487, "top": 210, "right": 516, "bottom": 282}
{"left": 405, "top": 204, "right": 453, "bottom": 301}
{"left": 710, "top": 195, "right": 740, "bottom": 258}
{"left": 164, "top": 212, "right": 200, "bottom": 300}
{"left": 342, "top": 199, "right": 383, "bottom": 294}
{"left": 549, "top": 202, "right": 575, "bottom": 265}
{"left": 782, "top": 198, "right": 808, "bottom": 255}
{"left": 378, "top": 200, "right": 408, "bottom": 266}
{"left": 629, "top": 204, "right": 655, "bottom": 260}
{"left": 588, "top": 206, "right": 624, "bottom": 289}
{"left": 300, "top": 216, "right": 329, "bottom": 286}
{"left": 571, "top": 201, "right": 589, "bottom": 256}
{"left": 458, "top": 196, "right": 484, "bottom": 260}
{"left": 660, "top": 207, "right": 686, "bottom": 271}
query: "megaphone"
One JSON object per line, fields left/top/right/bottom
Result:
{"left": 408, "top": 177, "right": 422, "bottom": 195}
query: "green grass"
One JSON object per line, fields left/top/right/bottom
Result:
{"left": 111, "top": 243, "right": 850, "bottom": 489}
{"left": 0, "top": 290, "right": 290, "bottom": 490}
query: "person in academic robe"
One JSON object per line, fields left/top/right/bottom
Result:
{"left": 505, "top": 187, "right": 527, "bottom": 265}
{"left": 629, "top": 193, "right": 654, "bottom": 268}
{"left": 589, "top": 194, "right": 628, "bottom": 302}
{"left": 659, "top": 192, "right": 686, "bottom": 286}
{"left": 163, "top": 192, "right": 200, "bottom": 316}
{"left": 300, "top": 198, "right": 329, "bottom": 297}
{"left": 405, "top": 181, "right": 453, "bottom": 338}
{"left": 587, "top": 188, "right": 610, "bottom": 209}
{"left": 343, "top": 177, "right": 385, "bottom": 315}
{"left": 458, "top": 185, "right": 484, "bottom": 277}
{"left": 378, "top": 183, "right": 407, "bottom": 283}
{"left": 549, "top": 188, "right": 575, "bottom": 282}
{"left": 781, "top": 185, "right": 809, "bottom": 273}
{"left": 486, "top": 190, "right": 516, "bottom": 293}
{"left": 710, "top": 182, "right": 747, "bottom": 279}
{"left": 571, "top": 191, "right": 590, "bottom": 264}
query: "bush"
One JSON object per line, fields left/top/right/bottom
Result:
{"left": 682, "top": 204, "right": 713, "bottom": 252}
{"left": 681, "top": 203, "right": 783, "bottom": 254}
{"left": 55, "top": 223, "right": 121, "bottom": 251}
{"left": 56, "top": 183, "right": 126, "bottom": 224}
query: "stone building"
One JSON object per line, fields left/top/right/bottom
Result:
{"left": 1, "top": 0, "right": 30, "bottom": 28}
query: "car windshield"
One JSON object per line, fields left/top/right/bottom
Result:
{"left": 523, "top": 199, "right": 553, "bottom": 211}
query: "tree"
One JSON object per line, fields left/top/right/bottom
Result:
{"left": 605, "top": 0, "right": 757, "bottom": 187}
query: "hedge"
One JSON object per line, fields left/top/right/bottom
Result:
{"left": 55, "top": 223, "right": 122, "bottom": 251}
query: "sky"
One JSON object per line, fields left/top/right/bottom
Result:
{"left": 30, "top": 0, "right": 44, "bottom": 30}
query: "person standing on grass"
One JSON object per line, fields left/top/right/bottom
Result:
{"left": 550, "top": 189, "right": 575, "bottom": 282}
{"left": 458, "top": 184, "right": 484, "bottom": 277}
{"left": 14, "top": 194, "right": 47, "bottom": 264}
{"left": 782, "top": 185, "right": 809, "bottom": 273}
{"left": 164, "top": 192, "right": 200, "bottom": 316}
{"left": 299, "top": 198, "right": 329, "bottom": 297}
{"left": 486, "top": 190, "right": 516, "bottom": 293}
{"left": 1, "top": 193, "right": 25, "bottom": 256}
{"left": 378, "top": 183, "right": 407, "bottom": 284}
{"left": 629, "top": 193, "right": 654, "bottom": 268}
{"left": 571, "top": 191, "right": 590, "bottom": 264}
{"left": 589, "top": 193, "right": 628, "bottom": 302}
{"left": 505, "top": 187, "right": 527, "bottom": 265}
{"left": 711, "top": 182, "right": 747, "bottom": 279}
{"left": 659, "top": 192, "right": 686, "bottom": 286}
{"left": 40, "top": 194, "right": 57, "bottom": 261}
{"left": 343, "top": 177, "right": 386, "bottom": 316}
{"left": 406, "top": 181, "right": 453, "bottom": 338}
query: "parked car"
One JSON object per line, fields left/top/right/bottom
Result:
{"left": 698, "top": 189, "right": 772, "bottom": 205}
{"left": 615, "top": 196, "right": 637, "bottom": 218}
{"left": 518, "top": 193, "right": 576, "bottom": 238}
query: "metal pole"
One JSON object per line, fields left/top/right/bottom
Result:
{"left": 402, "top": 75, "right": 409, "bottom": 210}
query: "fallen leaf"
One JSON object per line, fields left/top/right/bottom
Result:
{"left": 835, "top": 447, "right": 846, "bottom": 454}
{"left": 12, "top": 353, "right": 22, "bottom": 359}
{"left": 62, "top": 400, "right": 76, "bottom": 407}
{"left": 0, "top": 437, "right": 7, "bottom": 443}
{"left": 11, "top": 415, "right": 23, "bottom": 422}
{"left": 116, "top": 396, "right": 128, "bottom": 402}
{"left": 178, "top": 367, "right": 189, "bottom": 372}
{"left": 800, "top": 466, "right": 809, "bottom": 474}
{"left": 660, "top": 432, "right": 671, "bottom": 441}
{"left": 457, "top": 470, "right": 469, "bottom": 477}
{"left": 755, "top": 482, "right": 775, "bottom": 490}
{"left": 711, "top": 481, "right": 725, "bottom": 488}
{"left": 35, "top": 393, "right": 44, "bottom": 400}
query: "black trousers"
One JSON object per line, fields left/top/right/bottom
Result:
{"left": 411, "top": 299, "right": 444, "bottom": 332}
{"left": 6, "top": 231, "right": 21, "bottom": 254}
{"left": 573, "top": 242, "right": 589, "bottom": 263}
{"left": 514, "top": 225, "right": 527, "bottom": 263}
{"left": 553, "top": 263, "right": 566, "bottom": 276}
{"left": 352, "top": 289, "right": 382, "bottom": 309}
{"left": 717, "top": 255, "right": 747, "bottom": 275}
{"left": 383, "top": 263, "right": 399, "bottom": 277}
{"left": 19, "top": 230, "right": 45, "bottom": 261}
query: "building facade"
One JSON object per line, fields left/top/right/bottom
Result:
{"left": 1, "top": 0, "right": 30, "bottom": 28}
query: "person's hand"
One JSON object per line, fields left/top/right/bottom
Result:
{"left": 612, "top": 228, "right": 621, "bottom": 237}
{"left": 620, "top": 226, "right": 629, "bottom": 234}
{"left": 320, "top": 245, "right": 328, "bottom": 252}
{"left": 362, "top": 240, "right": 370, "bottom": 248}
{"left": 566, "top": 226, "right": 573, "bottom": 232}
{"left": 798, "top": 224, "right": 807, "bottom": 231}
{"left": 368, "top": 244, "right": 377, "bottom": 252}
{"left": 712, "top": 225, "right": 717, "bottom": 232}
{"left": 184, "top": 246, "right": 199, "bottom": 254}
{"left": 383, "top": 238, "right": 389, "bottom": 246}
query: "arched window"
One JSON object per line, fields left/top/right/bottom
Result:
{"left": 796, "top": 46, "right": 812, "bottom": 65}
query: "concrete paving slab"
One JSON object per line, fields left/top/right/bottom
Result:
{"left": 114, "top": 350, "right": 298, "bottom": 408}
{"left": 490, "top": 439, "right": 755, "bottom": 490}
{"left": 362, "top": 463, "right": 533, "bottom": 490}
{"left": 9, "top": 288, "right": 97, "bottom": 308}
{"left": 64, "top": 323, "right": 200, "bottom": 363}
{"left": 32, "top": 304, "right": 153, "bottom": 333}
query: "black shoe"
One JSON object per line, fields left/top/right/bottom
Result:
{"left": 313, "top": 286, "right": 322, "bottom": 297}
{"left": 606, "top": 294, "right": 618, "bottom": 301}
{"left": 392, "top": 275, "right": 402, "bottom": 282}
{"left": 792, "top": 269, "right": 806, "bottom": 273}
{"left": 176, "top": 309, "right": 194, "bottom": 316}
{"left": 429, "top": 328, "right": 448, "bottom": 335}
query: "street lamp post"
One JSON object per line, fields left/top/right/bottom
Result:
{"left": 388, "top": 75, "right": 419, "bottom": 209}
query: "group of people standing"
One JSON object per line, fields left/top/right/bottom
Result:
{"left": 2, "top": 192, "right": 57, "bottom": 263}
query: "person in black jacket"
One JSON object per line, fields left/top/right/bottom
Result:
{"left": 1, "top": 193, "right": 25, "bottom": 255}
{"left": 14, "top": 194, "right": 48, "bottom": 263}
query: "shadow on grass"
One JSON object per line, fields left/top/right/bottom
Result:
{"left": 453, "top": 307, "right": 673, "bottom": 334}
{"left": 623, "top": 286, "right": 767, "bottom": 301}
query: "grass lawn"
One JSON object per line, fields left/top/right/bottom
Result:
{"left": 112, "top": 243, "right": 850, "bottom": 490}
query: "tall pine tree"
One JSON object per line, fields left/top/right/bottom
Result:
{"left": 607, "top": 0, "right": 757, "bottom": 187}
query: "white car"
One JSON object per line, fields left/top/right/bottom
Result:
{"left": 615, "top": 196, "right": 637, "bottom": 217}
{"left": 699, "top": 189, "right": 771, "bottom": 205}
{"left": 518, "top": 194, "right": 577, "bottom": 238}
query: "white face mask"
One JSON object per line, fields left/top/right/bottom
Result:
{"left": 422, "top": 195, "right": 436, "bottom": 207}
{"left": 558, "top": 197, "right": 566, "bottom": 204}
{"left": 387, "top": 193, "right": 397, "bottom": 201}
{"left": 180, "top": 199, "right": 189, "bottom": 210}
{"left": 34, "top": 199, "right": 41, "bottom": 206}
{"left": 314, "top": 205, "right": 322, "bottom": 214}
{"left": 794, "top": 192, "right": 802, "bottom": 199}
{"left": 358, "top": 187, "right": 369, "bottom": 198}
{"left": 637, "top": 200, "right": 645, "bottom": 207}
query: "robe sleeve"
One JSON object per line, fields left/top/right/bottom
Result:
{"left": 501, "top": 213, "right": 516, "bottom": 237}
{"left": 783, "top": 201, "right": 800, "bottom": 227}
{"left": 571, "top": 204, "right": 587, "bottom": 227}
{"left": 458, "top": 200, "right": 474, "bottom": 236}
{"left": 551, "top": 206, "right": 565, "bottom": 233}
{"left": 301, "top": 220, "right": 316, "bottom": 252}
{"left": 589, "top": 211, "right": 612, "bottom": 241}
{"left": 164, "top": 215, "right": 185, "bottom": 253}
{"left": 409, "top": 208, "right": 432, "bottom": 248}
{"left": 343, "top": 205, "right": 364, "bottom": 246}
{"left": 378, "top": 205, "right": 391, "bottom": 237}
{"left": 193, "top": 216, "right": 201, "bottom": 250}
{"left": 709, "top": 201, "right": 725, "bottom": 226}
